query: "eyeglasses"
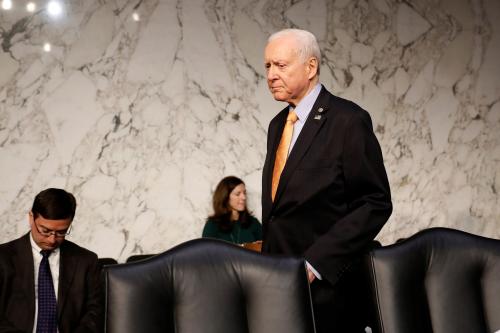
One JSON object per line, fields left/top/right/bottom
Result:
{"left": 33, "top": 219, "right": 72, "bottom": 238}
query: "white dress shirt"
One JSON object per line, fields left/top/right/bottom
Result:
{"left": 288, "top": 83, "right": 322, "bottom": 153}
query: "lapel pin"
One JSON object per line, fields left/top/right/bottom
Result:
{"left": 318, "top": 107, "right": 324, "bottom": 113}
{"left": 314, "top": 115, "right": 322, "bottom": 120}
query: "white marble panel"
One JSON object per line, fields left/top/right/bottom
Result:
{"left": 126, "top": 1, "right": 179, "bottom": 83}
{"left": 285, "top": 0, "right": 327, "bottom": 40}
{"left": 41, "top": 71, "right": 104, "bottom": 164}
{"left": 396, "top": 3, "right": 431, "bottom": 46}
{"left": 64, "top": 3, "right": 115, "bottom": 70}
{"left": 0, "top": 51, "right": 19, "bottom": 88}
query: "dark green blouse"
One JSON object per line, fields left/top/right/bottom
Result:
{"left": 202, "top": 216, "right": 262, "bottom": 244}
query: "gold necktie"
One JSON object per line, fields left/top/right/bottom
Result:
{"left": 271, "top": 111, "right": 298, "bottom": 201}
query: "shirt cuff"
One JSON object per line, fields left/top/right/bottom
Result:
{"left": 305, "top": 261, "right": 322, "bottom": 280}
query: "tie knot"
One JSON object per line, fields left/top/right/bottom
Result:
{"left": 287, "top": 111, "right": 298, "bottom": 123}
{"left": 40, "top": 250, "right": 52, "bottom": 259}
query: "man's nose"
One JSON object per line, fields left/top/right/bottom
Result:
{"left": 267, "top": 66, "right": 277, "bottom": 80}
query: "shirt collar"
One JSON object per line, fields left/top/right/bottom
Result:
{"left": 289, "top": 83, "right": 322, "bottom": 123}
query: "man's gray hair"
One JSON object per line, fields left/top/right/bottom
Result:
{"left": 268, "top": 28, "right": 321, "bottom": 75}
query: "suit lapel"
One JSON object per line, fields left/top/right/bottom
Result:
{"left": 57, "top": 242, "right": 76, "bottom": 321}
{"left": 273, "top": 87, "right": 331, "bottom": 205}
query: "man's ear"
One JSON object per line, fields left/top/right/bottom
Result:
{"left": 307, "top": 57, "right": 319, "bottom": 79}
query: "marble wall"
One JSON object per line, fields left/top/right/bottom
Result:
{"left": 1, "top": 0, "right": 498, "bottom": 261}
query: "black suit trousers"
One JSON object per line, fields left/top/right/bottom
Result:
{"left": 310, "top": 257, "right": 377, "bottom": 333}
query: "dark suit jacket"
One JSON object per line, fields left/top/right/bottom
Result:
{"left": 0, "top": 233, "right": 103, "bottom": 333}
{"left": 262, "top": 86, "right": 392, "bottom": 286}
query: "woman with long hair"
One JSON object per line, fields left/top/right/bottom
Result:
{"left": 202, "top": 176, "right": 262, "bottom": 244}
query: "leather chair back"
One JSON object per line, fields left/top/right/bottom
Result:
{"left": 97, "top": 257, "right": 118, "bottom": 269}
{"left": 105, "top": 238, "right": 316, "bottom": 333}
{"left": 368, "top": 227, "right": 500, "bottom": 333}
{"left": 125, "top": 254, "right": 155, "bottom": 263}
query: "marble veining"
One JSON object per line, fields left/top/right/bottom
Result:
{"left": 0, "top": 0, "right": 498, "bottom": 261}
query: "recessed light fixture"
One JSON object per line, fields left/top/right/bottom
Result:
{"left": 43, "top": 43, "right": 52, "bottom": 52}
{"left": 1, "top": 0, "right": 13, "bottom": 10}
{"left": 27, "top": 2, "right": 36, "bottom": 12}
{"left": 47, "top": 1, "right": 62, "bottom": 17}
{"left": 132, "top": 12, "right": 140, "bottom": 21}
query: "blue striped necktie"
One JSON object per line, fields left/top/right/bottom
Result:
{"left": 36, "top": 250, "right": 57, "bottom": 333}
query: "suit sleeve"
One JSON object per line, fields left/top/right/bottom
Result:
{"left": 0, "top": 246, "right": 30, "bottom": 333}
{"left": 0, "top": 268, "right": 18, "bottom": 332}
{"left": 73, "top": 254, "right": 103, "bottom": 333}
{"left": 304, "top": 109, "right": 392, "bottom": 286}
{"left": 0, "top": 270, "right": 26, "bottom": 333}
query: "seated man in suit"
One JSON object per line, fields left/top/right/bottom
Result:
{"left": 0, "top": 188, "right": 103, "bottom": 333}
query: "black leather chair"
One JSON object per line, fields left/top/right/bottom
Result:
{"left": 104, "top": 238, "right": 316, "bottom": 333}
{"left": 97, "top": 257, "right": 118, "bottom": 269}
{"left": 125, "top": 254, "right": 155, "bottom": 263}
{"left": 367, "top": 227, "right": 500, "bottom": 333}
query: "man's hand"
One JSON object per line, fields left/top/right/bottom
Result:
{"left": 307, "top": 267, "right": 316, "bottom": 283}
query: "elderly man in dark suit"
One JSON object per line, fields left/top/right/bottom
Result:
{"left": 261, "top": 28, "right": 392, "bottom": 332}
{"left": 0, "top": 188, "right": 102, "bottom": 333}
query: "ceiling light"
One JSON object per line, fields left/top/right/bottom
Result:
{"left": 43, "top": 43, "right": 51, "bottom": 52}
{"left": 1, "top": 0, "right": 13, "bottom": 10}
{"left": 132, "top": 12, "right": 140, "bottom": 21}
{"left": 47, "top": 1, "right": 62, "bottom": 17}
{"left": 27, "top": 2, "right": 36, "bottom": 12}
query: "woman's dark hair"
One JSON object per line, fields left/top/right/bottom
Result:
{"left": 31, "top": 188, "right": 77, "bottom": 221}
{"left": 209, "top": 176, "right": 253, "bottom": 231}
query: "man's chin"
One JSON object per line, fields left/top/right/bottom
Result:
{"left": 272, "top": 92, "right": 288, "bottom": 102}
